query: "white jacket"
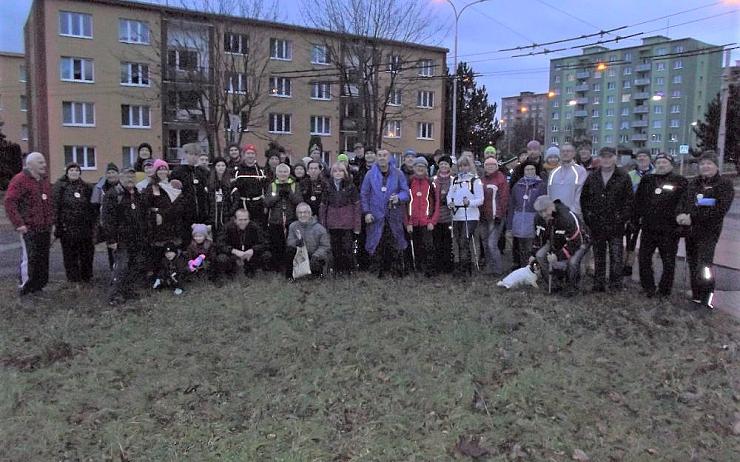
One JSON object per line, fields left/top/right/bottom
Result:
{"left": 447, "top": 173, "right": 484, "bottom": 221}
{"left": 547, "top": 162, "right": 586, "bottom": 214}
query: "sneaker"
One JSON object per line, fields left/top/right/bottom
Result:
{"left": 174, "top": 288, "right": 184, "bottom": 295}
{"left": 152, "top": 278, "right": 162, "bottom": 289}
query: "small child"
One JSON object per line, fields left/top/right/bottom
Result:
{"left": 185, "top": 223, "right": 213, "bottom": 280}
{"left": 153, "top": 243, "right": 186, "bottom": 295}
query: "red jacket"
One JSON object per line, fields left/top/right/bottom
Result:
{"left": 4, "top": 169, "right": 55, "bottom": 232}
{"left": 405, "top": 176, "right": 440, "bottom": 227}
{"left": 480, "top": 171, "right": 509, "bottom": 221}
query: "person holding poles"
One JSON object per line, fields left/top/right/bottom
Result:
{"left": 447, "top": 155, "right": 484, "bottom": 277}
{"left": 405, "top": 156, "right": 440, "bottom": 277}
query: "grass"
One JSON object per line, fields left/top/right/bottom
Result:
{"left": 0, "top": 272, "right": 738, "bottom": 461}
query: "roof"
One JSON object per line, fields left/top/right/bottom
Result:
{"left": 550, "top": 36, "right": 721, "bottom": 62}
{"left": 45, "top": 0, "right": 448, "bottom": 54}
{"left": 0, "top": 51, "right": 25, "bottom": 58}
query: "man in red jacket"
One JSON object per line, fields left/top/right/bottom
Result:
{"left": 4, "top": 152, "right": 55, "bottom": 296}
{"left": 405, "top": 156, "right": 440, "bottom": 276}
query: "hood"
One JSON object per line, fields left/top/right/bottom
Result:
{"left": 518, "top": 175, "right": 543, "bottom": 186}
{"left": 296, "top": 216, "right": 319, "bottom": 228}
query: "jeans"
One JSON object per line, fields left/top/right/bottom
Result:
{"left": 638, "top": 231, "right": 679, "bottom": 296}
{"left": 110, "top": 243, "right": 145, "bottom": 302}
{"left": 535, "top": 241, "right": 587, "bottom": 290}
{"left": 478, "top": 219, "right": 504, "bottom": 274}
{"left": 592, "top": 236, "right": 624, "bottom": 289}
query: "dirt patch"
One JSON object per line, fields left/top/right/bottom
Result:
{"left": 1, "top": 341, "right": 79, "bottom": 371}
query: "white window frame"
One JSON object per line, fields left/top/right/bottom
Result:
{"left": 671, "top": 105, "right": 680, "bottom": 114}
{"left": 623, "top": 67, "right": 632, "bottom": 75}
{"left": 672, "top": 75, "right": 682, "bottom": 84}
{"left": 384, "top": 120, "right": 401, "bottom": 138}
{"left": 417, "top": 122, "right": 433, "bottom": 140}
{"left": 606, "top": 95, "right": 615, "bottom": 104}
{"left": 64, "top": 145, "right": 96, "bottom": 170}
{"left": 60, "top": 57, "right": 94, "bottom": 83}
{"left": 59, "top": 11, "right": 92, "bottom": 39}
{"left": 418, "top": 59, "right": 433, "bottom": 77}
{"left": 605, "top": 121, "right": 614, "bottom": 130}
{"left": 673, "top": 59, "right": 683, "bottom": 70}
{"left": 19, "top": 65, "right": 27, "bottom": 82}
{"left": 387, "top": 55, "right": 401, "bottom": 73}
{"left": 310, "top": 115, "right": 331, "bottom": 136}
{"left": 654, "top": 106, "right": 663, "bottom": 114}
{"left": 269, "top": 76, "right": 291, "bottom": 97}
{"left": 224, "top": 32, "right": 248, "bottom": 55}
{"left": 620, "top": 121, "right": 629, "bottom": 130}
{"left": 656, "top": 62, "right": 666, "bottom": 71}
{"left": 270, "top": 38, "right": 292, "bottom": 61}
{"left": 622, "top": 80, "right": 631, "bottom": 89}
{"left": 120, "top": 62, "right": 150, "bottom": 87}
{"left": 655, "top": 77, "right": 665, "bottom": 86}
{"left": 605, "top": 135, "right": 613, "bottom": 144}
{"left": 311, "top": 44, "right": 330, "bottom": 65}
{"left": 121, "top": 104, "right": 151, "bottom": 129}
{"left": 268, "top": 113, "right": 292, "bottom": 134}
{"left": 670, "top": 119, "right": 680, "bottom": 128}
{"left": 607, "top": 82, "right": 616, "bottom": 90}
{"left": 606, "top": 108, "right": 615, "bottom": 117}
{"left": 122, "top": 146, "right": 137, "bottom": 168}
{"left": 118, "top": 19, "right": 150, "bottom": 44}
{"left": 417, "top": 90, "right": 434, "bottom": 108}
{"left": 20, "top": 95, "right": 28, "bottom": 112}
{"left": 389, "top": 89, "right": 402, "bottom": 106}
{"left": 62, "top": 101, "right": 95, "bottom": 127}
{"left": 651, "top": 134, "right": 662, "bottom": 142}
{"left": 227, "top": 72, "right": 247, "bottom": 94}
{"left": 621, "top": 107, "right": 629, "bottom": 116}
{"left": 21, "top": 124, "right": 29, "bottom": 141}
{"left": 652, "top": 120, "right": 662, "bottom": 129}
{"left": 311, "top": 82, "right": 331, "bottom": 100}
{"left": 671, "top": 90, "right": 681, "bottom": 98}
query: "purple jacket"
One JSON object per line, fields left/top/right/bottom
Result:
{"left": 360, "top": 159, "right": 409, "bottom": 254}
{"left": 507, "top": 176, "right": 547, "bottom": 238}
{"left": 319, "top": 178, "right": 361, "bottom": 232}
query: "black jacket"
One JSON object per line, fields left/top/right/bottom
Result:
{"left": 533, "top": 200, "right": 589, "bottom": 260}
{"left": 581, "top": 167, "right": 634, "bottom": 239}
{"left": 208, "top": 172, "right": 233, "bottom": 231}
{"left": 101, "top": 184, "right": 147, "bottom": 246}
{"left": 677, "top": 173, "right": 734, "bottom": 240}
{"left": 170, "top": 164, "right": 209, "bottom": 224}
{"left": 263, "top": 179, "right": 303, "bottom": 225}
{"left": 216, "top": 220, "right": 267, "bottom": 255}
{"left": 52, "top": 177, "right": 96, "bottom": 239}
{"left": 300, "top": 177, "right": 327, "bottom": 216}
{"left": 141, "top": 184, "right": 183, "bottom": 245}
{"left": 633, "top": 171, "right": 688, "bottom": 234}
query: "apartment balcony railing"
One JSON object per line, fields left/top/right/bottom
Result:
{"left": 574, "top": 110, "right": 588, "bottom": 117}
{"left": 163, "top": 65, "right": 214, "bottom": 84}
{"left": 575, "top": 84, "right": 590, "bottom": 92}
{"left": 633, "top": 106, "right": 649, "bottom": 114}
{"left": 164, "top": 107, "right": 205, "bottom": 123}
{"left": 630, "top": 134, "right": 648, "bottom": 141}
{"left": 575, "top": 97, "right": 589, "bottom": 104}
{"left": 631, "top": 120, "right": 648, "bottom": 128}
{"left": 635, "top": 63, "right": 652, "bottom": 72}
{"left": 633, "top": 92, "right": 651, "bottom": 100}
{"left": 634, "top": 78, "right": 651, "bottom": 86}
{"left": 576, "top": 70, "right": 590, "bottom": 79}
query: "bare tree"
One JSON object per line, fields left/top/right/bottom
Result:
{"left": 301, "top": 0, "right": 445, "bottom": 149}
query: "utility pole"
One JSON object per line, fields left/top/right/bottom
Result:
{"left": 717, "top": 50, "right": 731, "bottom": 173}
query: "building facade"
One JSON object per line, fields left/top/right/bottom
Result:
{"left": 500, "top": 91, "right": 547, "bottom": 141}
{"left": 546, "top": 36, "right": 722, "bottom": 157}
{"left": 0, "top": 52, "right": 29, "bottom": 153}
{"left": 25, "top": 0, "right": 447, "bottom": 180}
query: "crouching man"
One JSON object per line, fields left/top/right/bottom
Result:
{"left": 214, "top": 208, "right": 270, "bottom": 283}
{"left": 287, "top": 203, "right": 331, "bottom": 278}
{"left": 530, "top": 195, "right": 589, "bottom": 296}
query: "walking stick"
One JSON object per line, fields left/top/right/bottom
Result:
{"left": 464, "top": 206, "right": 480, "bottom": 272}
{"left": 409, "top": 237, "right": 417, "bottom": 270}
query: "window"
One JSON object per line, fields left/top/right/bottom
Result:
{"left": 592, "top": 135, "right": 598, "bottom": 143}
{"left": 656, "top": 47, "right": 667, "bottom": 56}
{"left": 552, "top": 112, "right": 559, "bottom": 120}
{"left": 620, "top": 134, "right": 629, "bottom": 143}
{"left": 385, "top": 120, "right": 401, "bottom": 138}
{"left": 593, "top": 71, "right": 602, "bottom": 79}
{"left": 605, "top": 121, "right": 613, "bottom": 130}
{"left": 120, "top": 62, "right": 149, "bottom": 86}
{"left": 389, "top": 88, "right": 402, "bottom": 106}
{"left": 608, "top": 55, "right": 617, "bottom": 62}
{"left": 225, "top": 33, "right": 248, "bottom": 54}
{"left": 565, "top": 87, "right": 574, "bottom": 94}
{"left": 268, "top": 113, "right": 291, "bottom": 133}
{"left": 605, "top": 135, "right": 613, "bottom": 143}
{"left": 311, "top": 82, "right": 331, "bottom": 100}
{"left": 551, "top": 136, "right": 558, "bottom": 144}
{"left": 270, "top": 38, "right": 292, "bottom": 60}
{"left": 417, "top": 122, "right": 433, "bottom": 140}
{"left": 62, "top": 102, "right": 95, "bottom": 126}
{"left": 554, "top": 75, "right": 561, "bottom": 83}
{"left": 671, "top": 104, "right": 680, "bottom": 113}
{"left": 621, "top": 107, "right": 629, "bottom": 116}
{"left": 674, "top": 45, "right": 685, "bottom": 53}
{"left": 668, "top": 147, "right": 677, "bottom": 155}
{"left": 607, "top": 69, "right": 616, "bottom": 77}
{"left": 566, "top": 74, "right": 574, "bottom": 82}
{"left": 417, "top": 90, "right": 434, "bottom": 108}
{"left": 655, "top": 77, "right": 665, "bottom": 85}
{"left": 122, "top": 146, "right": 137, "bottom": 168}
{"left": 672, "top": 75, "right": 682, "bottom": 84}
{"left": 607, "top": 95, "right": 615, "bottom": 104}
{"left": 673, "top": 59, "right": 683, "bottom": 69}
{"left": 119, "top": 19, "right": 150, "bottom": 44}
{"left": 225, "top": 112, "right": 250, "bottom": 133}
{"left": 311, "top": 44, "right": 330, "bottom": 64}
{"left": 418, "top": 59, "right": 434, "bottom": 77}
{"left": 565, "top": 111, "right": 572, "bottom": 120}
{"left": 59, "top": 11, "right": 92, "bottom": 38}
{"left": 269, "top": 76, "right": 291, "bottom": 97}
{"left": 669, "top": 133, "right": 678, "bottom": 142}
{"left": 593, "top": 99, "right": 600, "bottom": 105}
{"left": 591, "top": 122, "right": 599, "bottom": 131}
{"left": 168, "top": 49, "right": 198, "bottom": 71}
{"left": 654, "top": 106, "right": 663, "bottom": 114}
{"left": 607, "top": 82, "right": 616, "bottom": 90}
{"left": 121, "top": 104, "right": 150, "bottom": 128}
{"left": 623, "top": 67, "right": 632, "bottom": 75}
{"left": 623, "top": 80, "right": 631, "bottom": 89}
{"left": 387, "top": 54, "right": 401, "bottom": 72}
{"left": 64, "top": 146, "right": 96, "bottom": 169}
{"left": 21, "top": 125, "right": 28, "bottom": 141}
{"left": 551, "top": 125, "right": 558, "bottom": 132}
{"left": 623, "top": 52, "right": 632, "bottom": 61}
{"left": 19, "top": 65, "right": 27, "bottom": 82}
{"left": 310, "top": 116, "right": 331, "bottom": 135}
{"left": 225, "top": 72, "right": 246, "bottom": 94}
{"left": 553, "top": 100, "right": 559, "bottom": 108}
{"left": 591, "top": 109, "right": 600, "bottom": 118}
{"left": 670, "top": 119, "right": 680, "bottom": 128}
{"left": 656, "top": 62, "right": 666, "bottom": 71}
{"left": 20, "top": 95, "right": 28, "bottom": 112}
{"left": 672, "top": 90, "right": 681, "bottom": 98}
{"left": 606, "top": 108, "right": 615, "bottom": 117}
{"left": 620, "top": 121, "right": 629, "bottom": 130}
{"left": 60, "top": 57, "right": 94, "bottom": 82}
{"left": 651, "top": 134, "right": 662, "bottom": 142}
{"left": 652, "top": 120, "right": 662, "bottom": 129}
{"left": 592, "top": 83, "right": 601, "bottom": 92}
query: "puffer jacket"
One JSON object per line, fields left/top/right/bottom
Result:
{"left": 52, "top": 176, "right": 96, "bottom": 239}
{"left": 447, "top": 172, "right": 484, "bottom": 222}
{"left": 432, "top": 173, "right": 453, "bottom": 223}
{"left": 533, "top": 200, "right": 589, "bottom": 261}
{"left": 405, "top": 176, "right": 440, "bottom": 227}
{"left": 677, "top": 173, "right": 734, "bottom": 240}
{"left": 263, "top": 178, "right": 303, "bottom": 225}
{"left": 319, "top": 178, "right": 361, "bottom": 232}
{"left": 286, "top": 216, "right": 331, "bottom": 261}
{"left": 507, "top": 176, "right": 547, "bottom": 238}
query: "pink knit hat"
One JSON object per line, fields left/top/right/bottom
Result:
{"left": 153, "top": 159, "right": 169, "bottom": 171}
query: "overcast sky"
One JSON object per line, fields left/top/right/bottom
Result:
{"left": 1, "top": 0, "right": 737, "bottom": 117}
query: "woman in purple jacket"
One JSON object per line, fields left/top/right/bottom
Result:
{"left": 319, "top": 163, "right": 361, "bottom": 276}
{"left": 507, "top": 161, "right": 547, "bottom": 271}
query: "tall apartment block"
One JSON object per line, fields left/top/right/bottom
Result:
{"left": 0, "top": 52, "right": 29, "bottom": 153}
{"left": 546, "top": 36, "right": 722, "bottom": 156}
{"left": 500, "top": 91, "right": 547, "bottom": 142}
{"left": 24, "top": 0, "right": 446, "bottom": 180}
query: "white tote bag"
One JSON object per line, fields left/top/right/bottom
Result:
{"left": 292, "top": 245, "right": 312, "bottom": 279}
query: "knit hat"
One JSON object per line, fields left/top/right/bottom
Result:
{"left": 404, "top": 149, "right": 417, "bottom": 158}
{"left": 163, "top": 242, "right": 178, "bottom": 255}
{"left": 243, "top": 144, "right": 256, "bottom": 153}
{"left": 106, "top": 162, "right": 119, "bottom": 173}
{"left": 143, "top": 158, "right": 155, "bottom": 168}
{"left": 438, "top": 155, "right": 452, "bottom": 166}
{"left": 545, "top": 146, "right": 561, "bottom": 160}
{"left": 484, "top": 145, "right": 497, "bottom": 156}
{"left": 191, "top": 223, "right": 208, "bottom": 237}
{"left": 635, "top": 148, "right": 651, "bottom": 159}
{"left": 212, "top": 156, "right": 227, "bottom": 166}
{"left": 153, "top": 159, "right": 169, "bottom": 171}
{"left": 598, "top": 147, "right": 617, "bottom": 157}
{"left": 65, "top": 162, "right": 81, "bottom": 174}
{"left": 121, "top": 167, "right": 136, "bottom": 174}
{"left": 302, "top": 156, "right": 314, "bottom": 166}
{"left": 337, "top": 153, "right": 349, "bottom": 163}
{"left": 353, "top": 142, "right": 364, "bottom": 149}
{"left": 413, "top": 156, "right": 429, "bottom": 167}
{"left": 653, "top": 153, "right": 673, "bottom": 164}
{"left": 698, "top": 150, "right": 718, "bottom": 166}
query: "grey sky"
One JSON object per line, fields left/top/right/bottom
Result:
{"left": 1, "top": 0, "right": 737, "bottom": 117}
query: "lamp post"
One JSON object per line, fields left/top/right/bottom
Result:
{"left": 443, "top": 0, "right": 490, "bottom": 160}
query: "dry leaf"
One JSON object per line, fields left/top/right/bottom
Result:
{"left": 646, "top": 448, "right": 658, "bottom": 455}
{"left": 572, "top": 448, "right": 590, "bottom": 461}
{"left": 455, "top": 435, "right": 490, "bottom": 458}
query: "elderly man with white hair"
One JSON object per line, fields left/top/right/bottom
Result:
{"left": 4, "top": 152, "right": 55, "bottom": 296}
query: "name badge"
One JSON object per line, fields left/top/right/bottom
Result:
{"left": 523, "top": 195, "right": 529, "bottom": 200}
{"left": 697, "top": 194, "right": 704, "bottom": 200}
{"left": 131, "top": 203, "right": 136, "bottom": 210}
{"left": 216, "top": 191, "right": 223, "bottom": 203}
{"left": 310, "top": 195, "right": 316, "bottom": 201}
{"left": 416, "top": 191, "right": 422, "bottom": 197}
{"left": 654, "top": 188, "right": 662, "bottom": 195}
{"left": 193, "top": 178, "right": 199, "bottom": 184}
{"left": 41, "top": 193, "right": 48, "bottom": 200}
{"left": 441, "top": 189, "right": 447, "bottom": 195}
{"left": 74, "top": 192, "right": 81, "bottom": 198}
{"left": 381, "top": 186, "right": 387, "bottom": 192}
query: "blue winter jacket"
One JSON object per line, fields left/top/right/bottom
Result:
{"left": 507, "top": 176, "right": 547, "bottom": 238}
{"left": 360, "top": 158, "right": 409, "bottom": 254}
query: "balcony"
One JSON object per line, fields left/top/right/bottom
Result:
{"left": 575, "top": 84, "right": 590, "bottom": 92}
{"left": 164, "top": 65, "right": 213, "bottom": 85}
{"left": 575, "top": 97, "right": 589, "bottom": 104}
{"left": 633, "top": 92, "right": 651, "bottom": 100}
{"left": 635, "top": 63, "right": 652, "bottom": 72}
{"left": 634, "top": 78, "right": 651, "bottom": 86}
{"left": 340, "top": 119, "right": 358, "bottom": 132}
{"left": 634, "top": 106, "right": 649, "bottom": 114}
{"left": 574, "top": 110, "right": 588, "bottom": 117}
{"left": 164, "top": 107, "right": 204, "bottom": 124}
{"left": 576, "top": 70, "right": 590, "bottom": 79}
{"left": 631, "top": 134, "right": 648, "bottom": 141}
{"left": 631, "top": 120, "right": 648, "bottom": 128}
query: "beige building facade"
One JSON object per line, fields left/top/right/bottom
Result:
{"left": 0, "top": 52, "right": 29, "bottom": 153}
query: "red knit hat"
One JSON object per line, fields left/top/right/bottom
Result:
{"left": 243, "top": 144, "right": 256, "bottom": 153}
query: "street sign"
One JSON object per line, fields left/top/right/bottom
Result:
{"left": 679, "top": 144, "right": 689, "bottom": 155}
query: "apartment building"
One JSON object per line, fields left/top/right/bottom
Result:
{"left": 500, "top": 91, "right": 547, "bottom": 141}
{"left": 0, "top": 52, "right": 29, "bottom": 153}
{"left": 546, "top": 36, "right": 722, "bottom": 157}
{"left": 25, "top": 0, "right": 447, "bottom": 180}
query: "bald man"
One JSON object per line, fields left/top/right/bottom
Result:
{"left": 4, "top": 152, "right": 55, "bottom": 296}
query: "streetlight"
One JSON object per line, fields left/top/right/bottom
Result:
{"left": 596, "top": 62, "right": 607, "bottom": 71}
{"left": 547, "top": 91, "right": 556, "bottom": 98}
{"left": 651, "top": 94, "right": 663, "bottom": 101}
{"left": 568, "top": 99, "right": 577, "bottom": 106}
{"left": 442, "top": 0, "right": 491, "bottom": 160}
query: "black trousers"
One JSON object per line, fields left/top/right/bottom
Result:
{"left": 61, "top": 236, "right": 95, "bottom": 282}
{"left": 453, "top": 220, "right": 478, "bottom": 274}
{"left": 686, "top": 234, "right": 719, "bottom": 304}
{"left": 19, "top": 230, "right": 51, "bottom": 295}
{"left": 356, "top": 221, "right": 371, "bottom": 270}
{"left": 214, "top": 251, "right": 269, "bottom": 277}
{"left": 625, "top": 224, "right": 641, "bottom": 253}
{"left": 409, "top": 226, "right": 434, "bottom": 275}
{"left": 329, "top": 229, "right": 355, "bottom": 274}
{"left": 592, "top": 236, "right": 624, "bottom": 289}
{"left": 512, "top": 237, "right": 533, "bottom": 269}
{"left": 110, "top": 244, "right": 145, "bottom": 301}
{"left": 267, "top": 222, "right": 290, "bottom": 277}
{"left": 638, "top": 231, "right": 679, "bottom": 296}
{"left": 433, "top": 222, "right": 453, "bottom": 274}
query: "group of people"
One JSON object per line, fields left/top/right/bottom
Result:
{"left": 4, "top": 139, "right": 734, "bottom": 310}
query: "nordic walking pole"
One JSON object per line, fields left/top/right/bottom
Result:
{"left": 409, "top": 237, "right": 417, "bottom": 271}
{"left": 465, "top": 205, "right": 480, "bottom": 271}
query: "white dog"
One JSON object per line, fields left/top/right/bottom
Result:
{"left": 497, "top": 264, "right": 539, "bottom": 289}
